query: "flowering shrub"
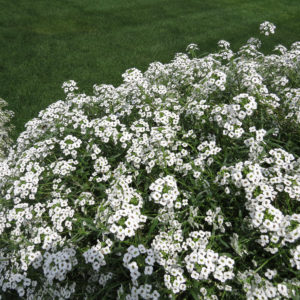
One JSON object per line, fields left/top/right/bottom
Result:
{"left": 0, "top": 98, "right": 14, "bottom": 162}
{"left": 0, "top": 22, "right": 299, "bottom": 299}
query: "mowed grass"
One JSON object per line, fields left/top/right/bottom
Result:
{"left": 0, "top": 0, "right": 300, "bottom": 140}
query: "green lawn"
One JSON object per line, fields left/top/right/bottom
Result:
{"left": 1, "top": 0, "right": 300, "bottom": 140}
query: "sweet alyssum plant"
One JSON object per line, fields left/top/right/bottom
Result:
{"left": 0, "top": 21, "right": 299, "bottom": 299}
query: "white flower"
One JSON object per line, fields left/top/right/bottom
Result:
{"left": 277, "top": 283, "right": 289, "bottom": 297}
{"left": 145, "top": 255, "right": 155, "bottom": 266}
{"left": 144, "top": 266, "right": 153, "bottom": 275}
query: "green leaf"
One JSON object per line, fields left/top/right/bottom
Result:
{"left": 149, "top": 217, "right": 158, "bottom": 236}
{"left": 190, "top": 289, "right": 201, "bottom": 299}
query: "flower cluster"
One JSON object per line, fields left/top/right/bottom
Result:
{"left": 105, "top": 175, "right": 147, "bottom": 241}
{"left": 0, "top": 98, "right": 14, "bottom": 161}
{"left": 186, "top": 43, "right": 199, "bottom": 53}
{"left": 259, "top": 21, "right": 276, "bottom": 36}
{"left": 205, "top": 207, "right": 231, "bottom": 233}
{"left": 43, "top": 247, "right": 78, "bottom": 283}
{"left": 0, "top": 22, "right": 299, "bottom": 299}
{"left": 149, "top": 175, "right": 180, "bottom": 208}
{"left": 83, "top": 238, "right": 113, "bottom": 271}
{"left": 237, "top": 269, "right": 298, "bottom": 299}
{"left": 62, "top": 80, "right": 79, "bottom": 100}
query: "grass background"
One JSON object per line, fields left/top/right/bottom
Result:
{"left": 0, "top": 0, "right": 300, "bottom": 141}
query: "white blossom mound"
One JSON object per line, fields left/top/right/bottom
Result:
{"left": 0, "top": 22, "right": 300, "bottom": 299}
